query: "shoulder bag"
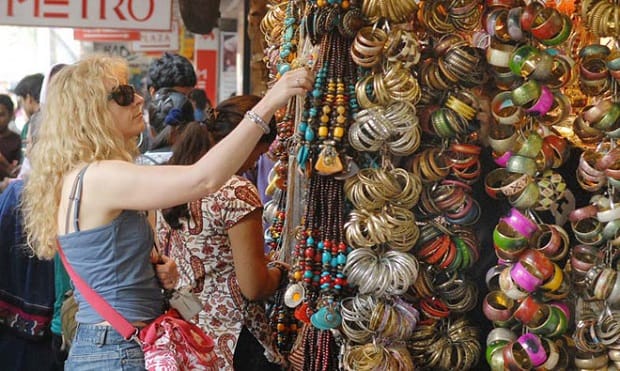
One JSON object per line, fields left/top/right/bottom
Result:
{"left": 56, "top": 241, "right": 218, "bottom": 370}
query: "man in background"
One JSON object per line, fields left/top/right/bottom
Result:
{"left": 13, "top": 73, "right": 44, "bottom": 160}
{"left": 0, "top": 95, "right": 21, "bottom": 184}
{"left": 139, "top": 53, "right": 197, "bottom": 158}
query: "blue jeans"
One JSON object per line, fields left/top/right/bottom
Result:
{"left": 65, "top": 323, "right": 145, "bottom": 370}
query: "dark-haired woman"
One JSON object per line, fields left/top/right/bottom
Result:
{"left": 156, "top": 95, "right": 286, "bottom": 370}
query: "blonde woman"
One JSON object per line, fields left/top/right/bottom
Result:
{"left": 22, "top": 55, "right": 312, "bottom": 370}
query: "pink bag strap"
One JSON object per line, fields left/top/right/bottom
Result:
{"left": 56, "top": 240, "right": 138, "bottom": 340}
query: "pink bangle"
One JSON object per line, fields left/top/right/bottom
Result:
{"left": 526, "top": 85, "right": 554, "bottom": 116}
{"left": 518, "top": 333, "right": 548, "bottom": 367}
{"left": 494, "top": 151, "right": 512, "bottom": 167}
{"left": 502, "top": 208, "right": 538, "bottom": 238}
{"left": 511, "top": 261, "right": 543, "bottom": 292}
{"left": 569, "top": 205, "right": 598, "bottom": 223}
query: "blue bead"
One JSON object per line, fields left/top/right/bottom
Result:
{"left": 297, "top": 146, "right": 309, "bottom": 166}
{"left": 305, "top": 128, "right": 315, "bottom": 141}
{"left": 285, "top": 17, "right": 295, "bottom": 26}
{"left": 306, "top": 236, "right": 314, "bottom": 245}
{"left": 336, "top": 273, "right": 344, "bottom": 278}
{"left": 312, "top": 89, "right": 322, "bottom": 98}
{"left": 322, "top": 252, "right": 331, "bottom": 264}
{"left": 299, "top": 121, "right": 308, "bottom": 133}
{"left": 312, "top": 275, "right": 320, "bottom": 282}
{"left": 317, "top": 241, "right": 324, "bottom": 250}
{"left": 337, "top": 254, "right": 346, "bottom": 265}
{"left": 280, "top": 50, "right": 290, "bottom": 59}
{"left": 330, "top": 257, "right": 338, "bottom": 267}
{"left": 321, "top": 271, "right": 330, "bottom": 277}
{"left": 304, "top": 271, "right": 313, "bottom": 279}
{"left": 278, "top": 63, "right": 290, "bottom": 75}
{"left": 285, "top": 27, "right": 294, "bottom": 40}
{"left": 320, "top": 283, "right": 330, "bottom": 290}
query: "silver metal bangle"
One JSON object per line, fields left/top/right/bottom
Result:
{"left": 244, "top": 110, "right": 270, "bottom": 134}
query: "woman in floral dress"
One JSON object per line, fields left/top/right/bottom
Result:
{"left": 156, "top": 95, "right": 286, "bottom": 370}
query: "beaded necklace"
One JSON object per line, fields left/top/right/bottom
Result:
{"left": 297, "top": 32, "right": 359, "bottom": 175}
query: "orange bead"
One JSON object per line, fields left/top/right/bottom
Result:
{"left": 318, "top": 126, "right": 329, "bottom": 137}
{"left": 333, "top": 126, "right": 345, "bottom": 138}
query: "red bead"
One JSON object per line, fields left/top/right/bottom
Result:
{"left": 338, "top": 242, "right": 347, "bottom": 252}
{"left": 305, "top": 248, "right": 315, "bottom": 258}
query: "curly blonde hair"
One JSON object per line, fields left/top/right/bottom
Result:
{"left": 23, "top": 55, "right": 139, "bottom": 259}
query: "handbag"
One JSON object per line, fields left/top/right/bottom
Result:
{"left": 56, "top": 241, "right": 218, "bottom": 370}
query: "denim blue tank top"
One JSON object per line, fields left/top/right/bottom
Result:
{"left": 57, "top": 165, "right": 162, "bottom": 324}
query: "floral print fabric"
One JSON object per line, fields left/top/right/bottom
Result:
{"left": 156, "top": 176, "right": 283, "bottom": 370}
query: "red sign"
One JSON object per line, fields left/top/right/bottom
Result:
{"left": 74, "top": 29, "right": 140, "bottom": 42}
{"left": 194, "top": 32, "right": 219, "bottom": 103}
{"left": 195, "top": 50, "right": 218, "bottom": 105}
{"left": 1, "top": 0, "right": 172, "bottom": 31}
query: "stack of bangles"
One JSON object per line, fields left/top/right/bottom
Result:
{"left": 414, "top": 225, "right": 480, "bottom": 271}
{"left": 345, "top": 205, "right": 419, "bottom": 251}
{"left": 340, "top": 295, "right": 419, "bottom": 343}
{"left": 486, "top": 328, "right": 571, "bottom": 370}
{"left": 407, "top": 317, "right": 481, "bottom": 370}
{"left": 342, "top": 248, "right": 419, "bottom": 297}
{"left": 342, "top": 343, "right": 414, "bottom": 371}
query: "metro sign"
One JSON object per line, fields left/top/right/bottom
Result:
{"left": 0, "top": 0, "right": 172, "bottom": 31}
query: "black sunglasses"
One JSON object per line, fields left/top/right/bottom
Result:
{"left": 108, "top": 84, "right": 136, "bottom": 106}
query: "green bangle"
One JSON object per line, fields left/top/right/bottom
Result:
{"left": 506, "top": 154, "right": 538, "bottom": 176}
{"left": 486, "top": 341, "right": 508, "bottom": 366}
{"left": 608, "top": 51, "right": 620, "bottom": 71}
{"left": 548, "top": 306, "right": 568, "bottom": 337}
{"left": 508, "top": 181, "right": 540, "bottom": 210}
{"left": 431, "top": 108, "right": 456, "bottom": 138}
{"left": 609, "top": 176, "right": 620, "bottom": 189}
{"left": 509, "top": 45, "right": 540, "bottom": 77}
{"left": 540, "top": 15, "right": 572, "bottom": 46}
{"left": 493, "top": 221, "right": 529, "bottom": 251}
{"left": 594, "top": 103, "right": 620, "bottom": 131}
{"left": 455, "top": 237, "right": 471, "bottom": 269}
{"left": 527, "top": 304, "right": 561, "bottom": 336}
{"left": 515, "top": 131, "right": 543, "bottom": 158}
{"left": 511, "top": 80, "right": 541, "bottom": 107}
{"left": 448, "top": 240, "right": 465, "bottom": 271}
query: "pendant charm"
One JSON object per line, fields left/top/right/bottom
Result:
{"left": 334, "top": 155, "right": 360, "bottom": 180}
{"left": 315, "top": 142, "right": 343, "bottom": 175}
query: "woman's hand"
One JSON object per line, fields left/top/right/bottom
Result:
{"left": 153, "top": 255, "right": 179, "bottom": 290}
{"left": 262, "top": 67, "right": 314, "bottom": 109}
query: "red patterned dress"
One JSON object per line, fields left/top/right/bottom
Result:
{"left": 156, "top": 176, "right": 283, "bottom": 370}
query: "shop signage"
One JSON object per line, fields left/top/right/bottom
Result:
{"left": 74, "top": 29, "right": 141, "bottom": 41}
{"left": 0, "top": 0, "right": 172, "bottom": 31}
{"left": 132, "top": 21, "right": 179, "bottom": 52}
{"left": 194, "top": 31, "right": 218, "bottom": 104}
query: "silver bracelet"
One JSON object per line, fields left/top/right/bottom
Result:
{"left": 245, "top": 110, "right": 270, "bottom": 134}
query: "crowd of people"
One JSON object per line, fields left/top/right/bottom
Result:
{"left": 0, "top": 52, "right": 313, "bottom": 370}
